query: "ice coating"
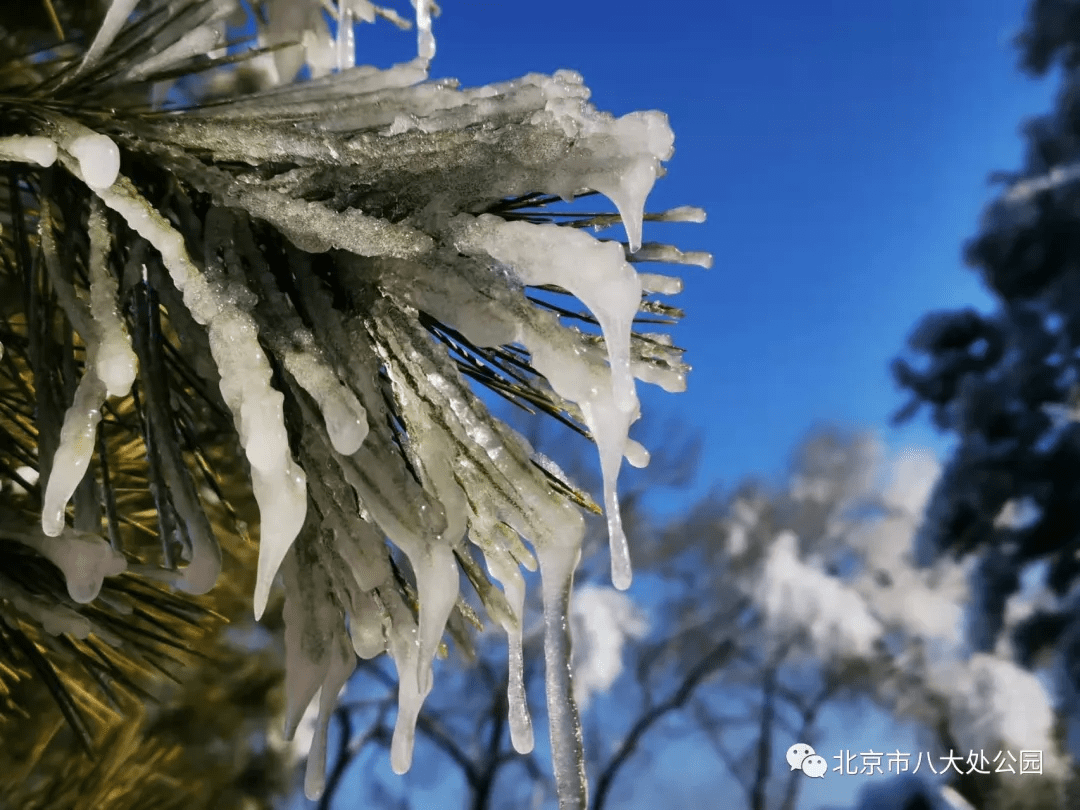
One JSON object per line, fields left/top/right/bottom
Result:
{"left": 3, "top": 590, "right": 93, "bottom": 638}
{"left": 86, "top": 198, "right": 137, "bottom": 397}
{"left": 13, "top": 527, "right": 126, "bottom": 604}
{"left": 454, "top": 215, "right": 641, "bottom": 589}
{"left": 638, "top": 273, "right": 684, "bottom": 296}
{"left": 654, "top": 205, "right": 706, "bottom": 223}
{"left": 81, "top": 172, "right": 308, "bottom": 619}
{"left": 68, "top": 133, "right": 121, "bottom": 189}
{"left": 0, "top": 135, "right": 57, "bottom": 167}
{"left": 632, "top": 245, "right": 713, "bottom": 270}
{"left": 23, "top": 11, "right": 702, "bottom": 801}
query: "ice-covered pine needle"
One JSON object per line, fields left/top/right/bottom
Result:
{"left": 0, "top": 1, "right": 709, "bottom": 807}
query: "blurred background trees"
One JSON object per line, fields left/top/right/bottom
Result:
{"left": 891, "top": 0, "right": 1080, "bottom": 797}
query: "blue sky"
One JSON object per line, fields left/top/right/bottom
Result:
{"left": 317, "top": 2, "right": 1061, "bottom": 808}
{"left": 359, "top": 0, "right": 1059, "bottom": 504}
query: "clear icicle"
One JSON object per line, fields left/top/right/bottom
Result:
{"left": 412, "top": 0, "right": 435, "bottom": 62}
{"left": 537, "top": 539, "right": 588, "bottom": 810}
{"left": 478, "top": 527, "right": 534, "bottom": 753}
{"left": 335, "top": 5, "right": 355, "bottom": 72}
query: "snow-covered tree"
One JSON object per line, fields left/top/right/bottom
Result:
{"left": 0, "top": 2, "right": 708, "bottom": 807}
{"left": 891, "top": 0, "right": 1080, "bottom": 766}
{"left": 656, "top": 429, "right": 1070, "bottom": 810}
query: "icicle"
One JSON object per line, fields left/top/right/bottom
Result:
{"left": 453, "top": 216, "right": 640, "bottom": 589}
{"left": 537, "top": 538, "right": 588, "bottom": 810}
{"left": 41, "top": 368, "right": 108, "bottom": 538}
{"left": 455, "top": 217, "right": 639, "bottom": 412}
{"left": 282, "top": 549, "right": 334, "bottom": 740}
{"left": 0, "top": 135, "right": 57, "bottom": 167}
{"left": 476, "top": 527, "right": 534, "bottom": 754}
{"left": 86, "top": 197, "right": 137, "bottom": 397}
{"left": 248, "top": 448, "right": 308, "bottom": 620}
{"left": 74, "top": 0, "right": 140, "bottom": 77}
{"left": 335, "top": 4, "right": 355, "bottom": 72}
{"left": 77, "top": 171, "right": 308, "bottom": 618}
{"left": 382, "top": 587, "right": 426, "bottom": 774}
{"left": 579, "top": 112, "right": 673, "bottom": 253}
{"left": 412, "top": 0, "right": 435, "bottom": 62}
{"left": 304, "top": 633, "right": 355, "bottom": 800}
{"left": 380, "top": 526, "right": 456, "bottom": 697}
{"left": 336, "top": 446, "right": 458, "bottom": 766}
{"left": 126, "top": 24, "right": 224, "bottom": 80}
{"left": 529, "top": 75, "right": 674, "bottom": 252}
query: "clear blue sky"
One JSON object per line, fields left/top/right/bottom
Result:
{"left": 325, "top": 3, "right": 1059, "bottom": 808}
{"left": 351, "top": 0, "right": 1058, "bottom": 505}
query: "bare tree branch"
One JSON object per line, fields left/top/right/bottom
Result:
{"left": 751, "top": 667, "right": 777, "bottom": 810}
{"left": 778, "top": 678, "right": 839, "bottom": 810}
{"left": 591, "top": 638, "right": 736, "bottom": 810}
{"left": 320, "top": 701, "right": 393, "bottom": 810}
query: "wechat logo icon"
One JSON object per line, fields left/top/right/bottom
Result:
{"left": 786, "top": 743, "right": 827, "bottom": 778}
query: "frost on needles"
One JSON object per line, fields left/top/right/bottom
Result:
{"left": 0, "top": 1, "right": 709, "bottom": 807}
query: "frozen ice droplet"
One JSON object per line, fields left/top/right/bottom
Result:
{"left": 69, "top": 134, "right": 120, "bottom": 189}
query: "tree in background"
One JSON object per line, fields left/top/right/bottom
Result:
{"left": 891, "top": 0, "right": 1080, "bottom": 770}
{"left": 0, "top": 2, "right": 707, "bottom": 808}
{"left": 304, "top": 427, "right": 1072, "bottom": 810}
